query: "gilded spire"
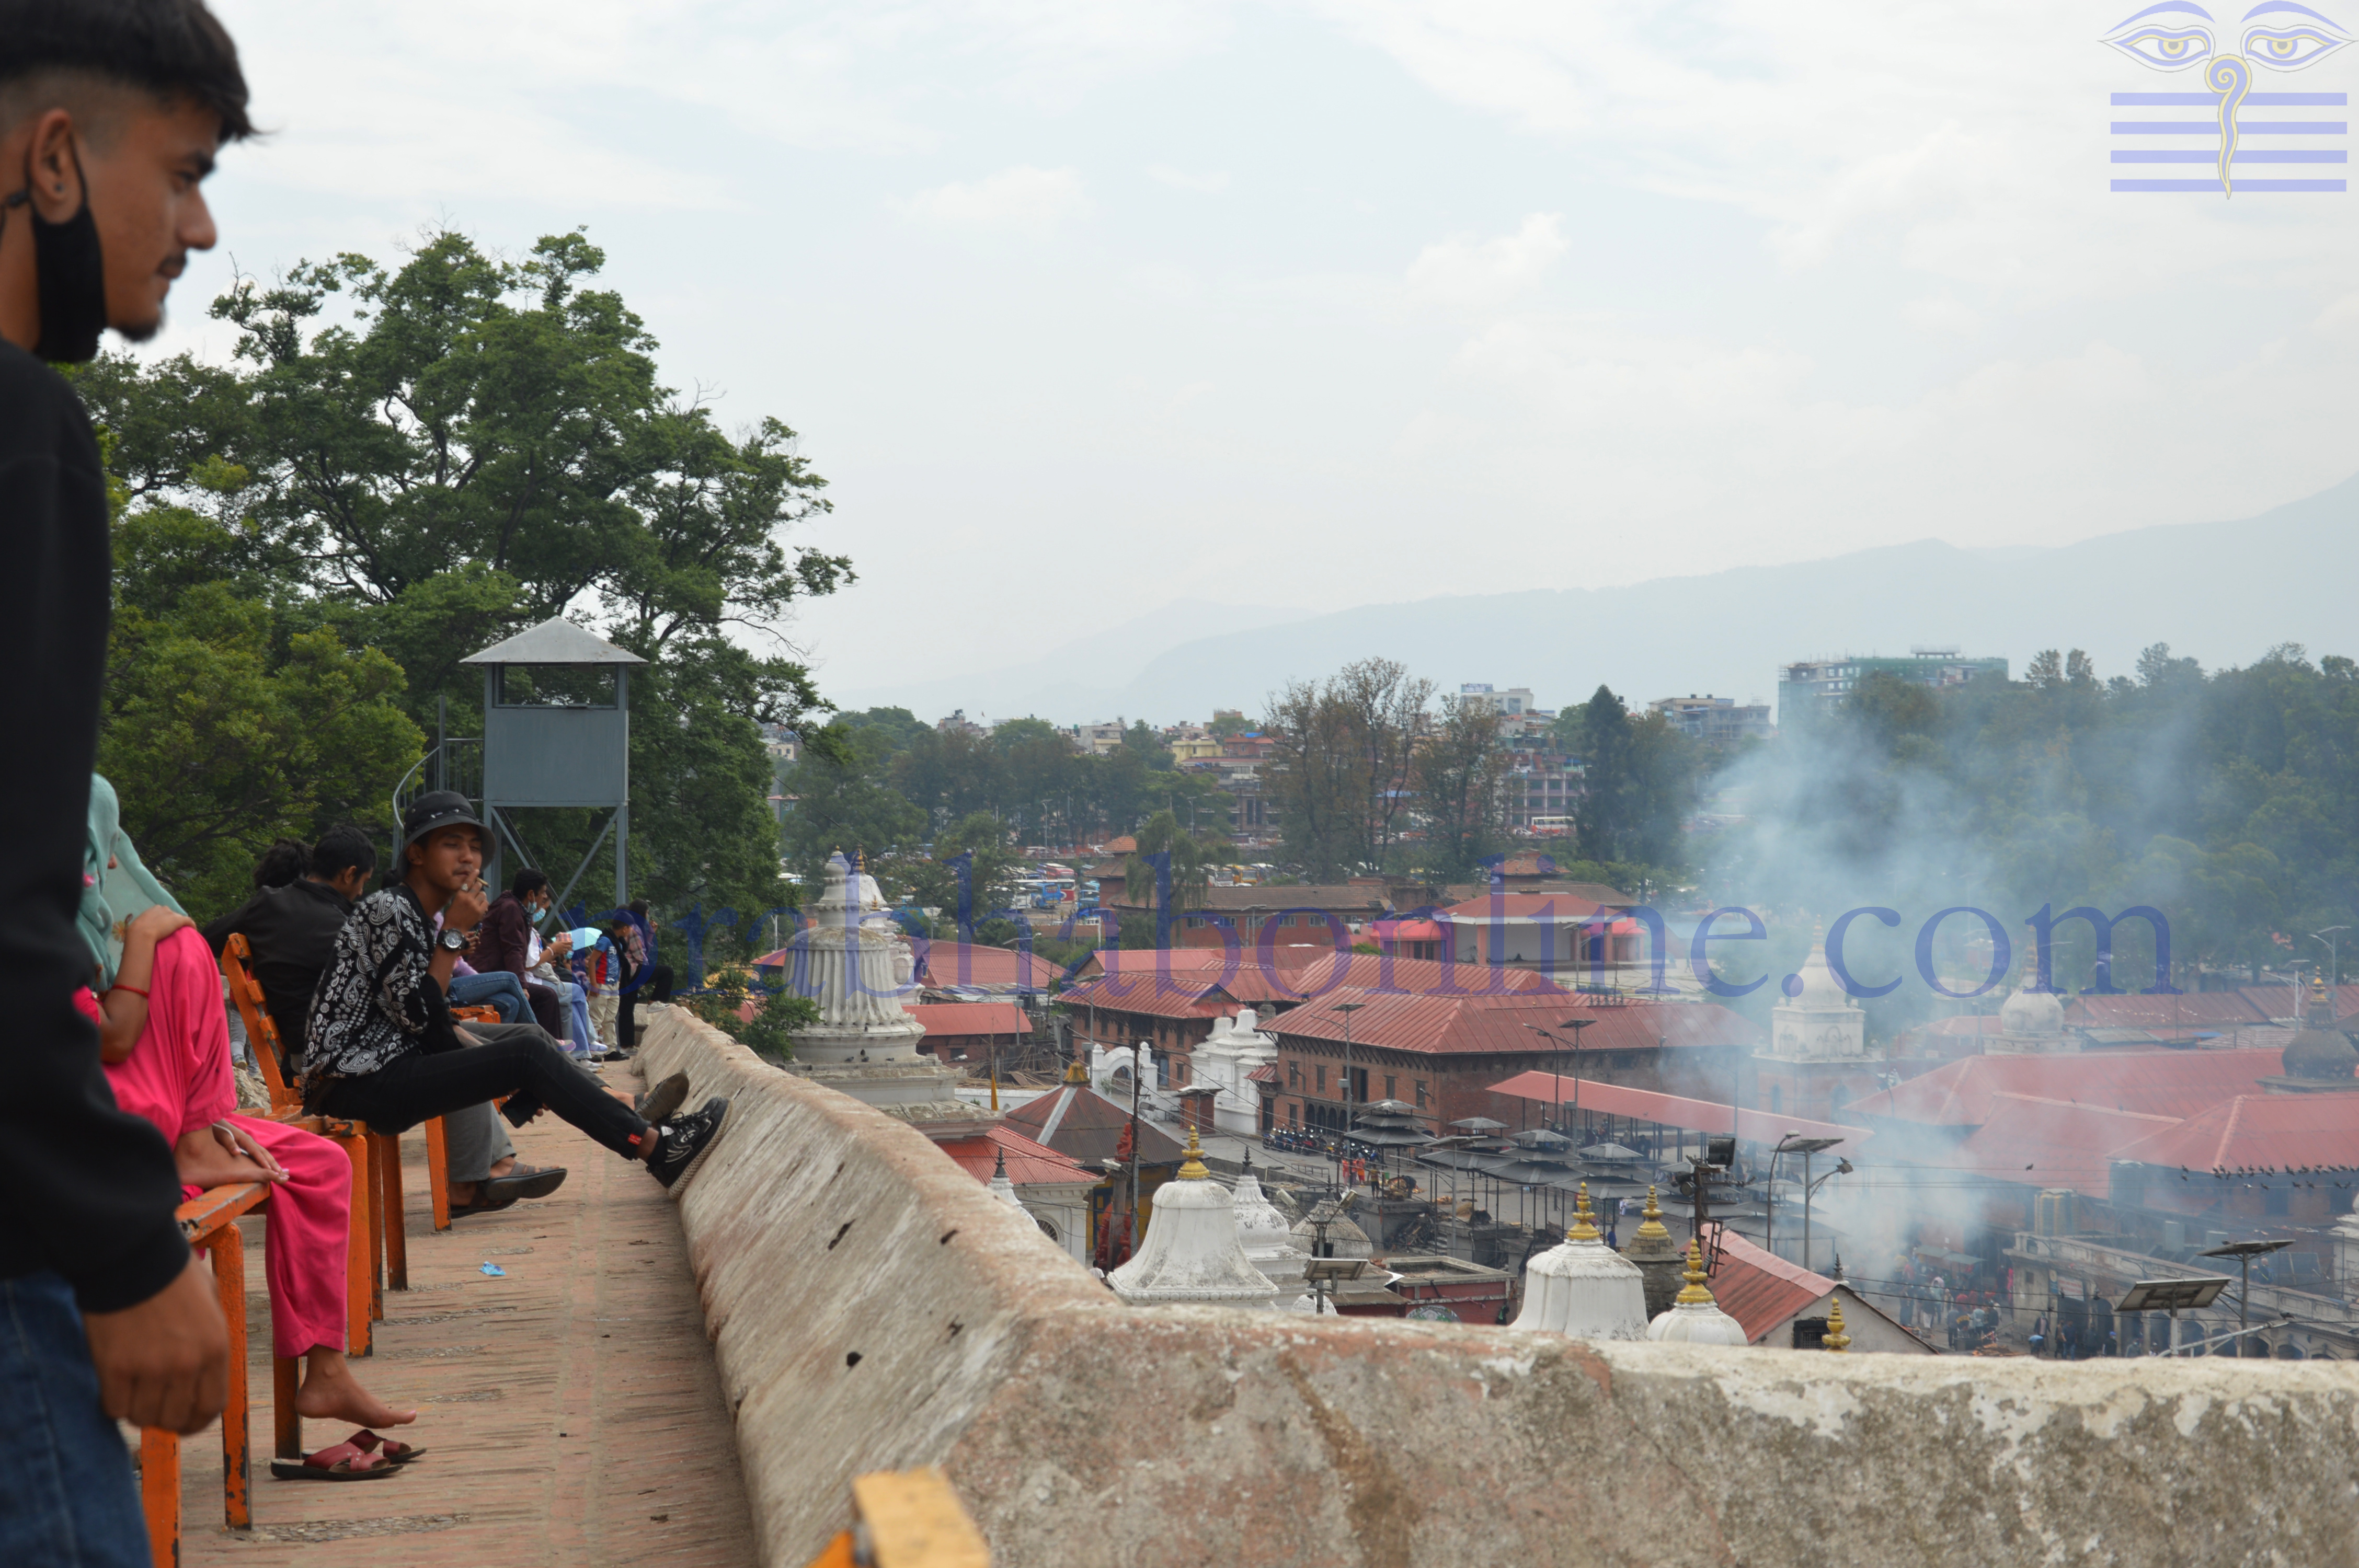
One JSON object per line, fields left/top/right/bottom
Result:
{"left": 1177, "top": 1122, "right": 1210, "bottom": 1181}
{"left": 1822, "top": 1297, "right": 1851, "bottom": 1352}
{"left": 1634, "top": 1184, "right": 1670, "bottom": 1243}
{"left": 1568, "top": 1182, "right": 1601, "bottom": 1241}
{"left": 1674, "top": 1239, "right": 1716, "bottom": 1306}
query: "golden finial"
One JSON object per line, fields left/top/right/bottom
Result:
{"left": 1822, "top": 1297, "right": 1851, "bottom": 1352}
{"left": 1568, "top": 1181, "right": 1600, "bottom": 1241}
{"left": 1177, "top": 1122, "right": 1209, "bottom": 1181}
{"left": 1634, "top": 1184, "right": 1671, "bottom": 1242}
{"left": 1674, "top": 1238, "right": 1715, "bottom": 1306}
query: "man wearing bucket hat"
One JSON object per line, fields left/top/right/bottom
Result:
{"left": 303, "top": 792, "right": 728, "bottom": 1197}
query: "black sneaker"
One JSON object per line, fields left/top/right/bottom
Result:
{"left": 647, "top": 1097, "right": 729, "bottom": 1194}
{"left": 635, "top": 1071, "right": 690, "bottom": 1124}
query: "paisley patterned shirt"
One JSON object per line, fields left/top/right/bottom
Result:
{"left": 302, "top": 884, "right": 454, "bottom": 1100}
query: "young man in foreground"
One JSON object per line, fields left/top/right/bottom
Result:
{"left": 0, "top": 4, "right": 249, "bottom": 1561}
{"left": 304, "top": 793, "right": 728, "bottom": 1196}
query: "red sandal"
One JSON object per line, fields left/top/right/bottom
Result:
{"left": 348, "top": 1428, "right": 427, "bottom": 1463}
{"left": 269, "top": 1440, "right": 400, "bottom": 1481}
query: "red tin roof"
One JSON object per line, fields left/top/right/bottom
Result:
{"left": 1488, "top": 1072, "right": 1868, "bottom": 1150}
{"left": 1843, "top": 1048, "right": 2284, "bottom": 1127}
{"left": 935, "top": 1124, "right": 1097, "bottom": 1188}
{"left": 1267, "top": 989, "right": 1757, "bottom": 1057}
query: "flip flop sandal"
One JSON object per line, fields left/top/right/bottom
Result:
{"left": 348, "top": 1428, "right": 427, "bottom": 1463}
{"left": 482, "top": 1163, "right": 567, "bottom": 1203}
{"left": 447, "top": 1190, "right": 521, "bottom": 1219}
{"left": 270, "top": 1440, "right": 400, "bottom": 1481}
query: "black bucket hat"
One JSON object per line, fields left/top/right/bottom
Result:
{"left": 401, "top": 790, "right": 487, "bottom": 851}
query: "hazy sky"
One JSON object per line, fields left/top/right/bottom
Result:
{"left": 166, "top": 1, "right": 2359, "bottom": 699}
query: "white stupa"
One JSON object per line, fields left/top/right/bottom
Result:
{"left": 1644, "top": 1239, "right": 1748, "bottom": 1346}
{"left": 1192, "top": 1008, "right": 1280, "bottom": 1138}
{"left": 1766, "top": 927, "right": 1867, "bottom": 1062}
{"left": 1229, "top": 1153, "right": 1313, "bottom": 1312}
{"left": 1108, "top": 1125, "right": 1281, "bottom": 1310}
{"left": 1986, "top": 984, "right": 2077, "bottom": 1056}
{"left": 781, "top": 850, "right": 982, "bottom": 1131}
{"left": 1510, "top": 1184, "right": 1648, "bottom": 1340}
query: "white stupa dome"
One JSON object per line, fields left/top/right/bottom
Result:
{"left": 1645, "top": 1241, "right": 1748, "bottom": 1347}
{"left": 1108, "top": 1128, "right": 1280, "bottom": 1308}
{"left": 1511, "top": 1186, "right": 1647, "bottom": 1340}
{"left": 1999, "top": 985, "right": 2066, "bottom": 1037}
{"left": 1785, "top": 927, "right": 1853, "bottom": 1010}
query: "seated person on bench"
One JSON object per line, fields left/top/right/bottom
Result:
{"left": 303, "top": 793, "right": 729, "bottom": 1199}
{"left": 207, "top": 827, "right": 560, "bottom": 1218}
{"left": 81, "top": 777, "right": 416, "bottom": 1452}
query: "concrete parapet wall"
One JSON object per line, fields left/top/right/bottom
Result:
{"left": 643, "top": 1011, "right": 2359, "bottom": 1568}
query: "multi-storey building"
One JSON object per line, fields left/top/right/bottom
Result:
{"left": 1646, "top": 694, "right": 1772, "bottom": 746}
{"left": 1777, "top": 649, "right": 2007, "bottom": 722}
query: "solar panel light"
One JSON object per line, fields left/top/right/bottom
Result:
{"left": 1704, "top": 1135, "right": 1737, "bottom": 1168}
{"left": 2114, "top": 1277, "right": 2231, "bottom": 1314}
{"left": 1304, "top": 1258, "right": 1370, "bottom": 1282}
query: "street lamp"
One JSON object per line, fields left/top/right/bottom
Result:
{"left": 1331, "top": 1001, "right": 1366, "bottom": 1186}
{"left": 1522, "top": 1017, "right": 1593, "bottom": 1141}
{"left": 2314, "top": 927, "right": 2349, "bottom": 988}
{"left": 1768, "top": 1134, "right": 1841, "bottom": 1269}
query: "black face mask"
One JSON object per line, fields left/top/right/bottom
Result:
{"left": 2, "top": 142, "right": 109, "bottom": 364}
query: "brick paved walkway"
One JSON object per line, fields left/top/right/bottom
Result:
{"left": 181, "top": 1063, "right": 757, "bottom": 1566}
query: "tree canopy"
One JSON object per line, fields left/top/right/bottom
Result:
{"left": 81, "top": 229, "right": 849, "bottom": 932}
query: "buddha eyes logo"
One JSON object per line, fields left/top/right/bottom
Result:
{"left": 2105, "top": 2, "right": 2351, "bottom": 194}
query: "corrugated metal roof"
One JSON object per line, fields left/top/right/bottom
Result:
{"left": 1059, "top": 975, "right": 1240, "bottom": 1019}
{"left": 1280, "top": 952, "right": 1568, "bottom": 1000}
{"left": 2064, "top": 992, "right": 2268, "bottom": 1031}
{"left": 1937, "top": 1093, "right": 2181, "bottom": 1198}
{"left": 1844, "top": 1048, "right": 2283, "bottom": 1126}
{"left": 460, "top": 615, "right": 646, "bottom": 666}
{"left": 935, "top": 1125, "right": 1097, "bottom": 1187}
{"left": 1436, "top": 894, "right": 1609, "bottom": 920}
{"left": 910, "top": 940, "right": 1065, "bottom": 991}
{"left": 1489, "top": 1071, "right": 1868, "bottom": 1150}
{"left": 1705, "top": 1230, "right": 1838, "bottom": 1343}
{"left": 2111, "top": 1093, "right": 2359, "bottom": 1171}
{"left": 1266, "top": 989, "right": 1757, "bottom": 1057}
{"left": 903, "top": 1001, "right": 1030, "bottom": 1039}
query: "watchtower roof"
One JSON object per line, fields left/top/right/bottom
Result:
{"left": 462, "top": 616, "right": 646, "bottom": 667}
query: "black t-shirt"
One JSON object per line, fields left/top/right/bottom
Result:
{"left": 204, "top": 879, "right": 357, "bottom": 1069}
{"left": 0, "top": 341, "right": 190, "bottom": 1311}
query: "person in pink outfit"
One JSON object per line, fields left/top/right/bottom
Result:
{"left": 85, "top": 843, "right": 416, "bottom": 1443}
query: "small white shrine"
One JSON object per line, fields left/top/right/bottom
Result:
{"left": 1510, "top": 1185, "right": 1647, "bottom": 1340}
{"left": 1192, "top": 1008, "right": 1279, "bottom": 1138}
{"left": 1985, "top": 984, "right": 2078, "bottom": 1056}
{"left": 1107, "top": 1126, "right": 1280, "bottom": 1310}
{"left": 1766, "top": 927, "right": 1868, "bottom": 1063}
{"left": 1645, "top": 1240, "right": 1748, "bottom": 1346}
{"left": 781, "top": 850, "right": 982, "bottom": 1131}
{"left": 1228, "top": 1153, "right": 1312, "bottom": 1311}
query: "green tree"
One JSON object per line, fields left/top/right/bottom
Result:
{"left": 79, "top": 228, "right": 850, "bottom": 927}
{"left": 781, "top": 723, "right": 928, "bottom": 891}
{"left": 1413, "top": 694, "right": 1509, "bottom": 881}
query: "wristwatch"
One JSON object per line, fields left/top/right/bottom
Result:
{"left": 438, "top": 929, "right": 469, "bottom": 952}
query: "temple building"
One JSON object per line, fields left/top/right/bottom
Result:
{"left": 1192, "top": 1008, "right": 1280, "bottom": 1138}
{"left": 1510, "top": 1185, "right": 1647, "bottom": 1339}
{"left": 1753, "top": 926, "right": 1881, "bottom": 1122}
{"left": 2260, "top": 974, "right": 2359, "bottom": 1094}
{"left": 1107, "top": 1126, "right": 1281, "bottom": 1310}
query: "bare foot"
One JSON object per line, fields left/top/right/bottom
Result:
{"left": 487, "top": 1156, "right": 517, "bottom": 1179}
{"left": 295, "top": 1350, "right": 417, "bottom": 1429}
{"left": 448, "top": 1180, "right": 479, "bottom": 1206}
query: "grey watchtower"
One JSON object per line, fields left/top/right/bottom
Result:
{"left": 458, "top": 616, "right": 646, "bottom": 908}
